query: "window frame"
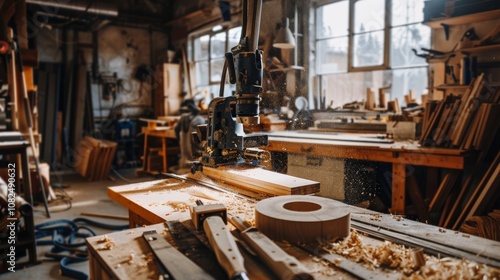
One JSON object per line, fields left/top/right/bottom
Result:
{"left": 188, "top": 24, "right": 242, "bottom": 88}
{"left": 311, "top": 0, "right": 430, "bottom": 108}
{"left": 313, "top": 0, "right": 392, "bottom": 73}
{"left": 348, "top": 0, "right": 391, "bottom": 72}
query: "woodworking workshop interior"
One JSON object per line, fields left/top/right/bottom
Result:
{"left": 1, "top": 0, "right": 500, "bottom": 279}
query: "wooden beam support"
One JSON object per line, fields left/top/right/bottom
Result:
{"left": 391, "top": 163, "right": 406, "bottom": 215}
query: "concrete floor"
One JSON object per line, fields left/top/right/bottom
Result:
{"left": 2, "top": 168, "right": 156, "bottom": 280}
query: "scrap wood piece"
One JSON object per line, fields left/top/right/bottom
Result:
{"left": 202, "top": 165, "right": 320, "bottom": 196}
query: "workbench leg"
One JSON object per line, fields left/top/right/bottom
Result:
{"left": 142, "top": 134, "right": 149, "bottom": 172}
{"left": 391, "top": 163, "right": 406, "bottom": 215}
{"left": 128, "top": 210, "right": 137, "bottom": 228}
{"left": 162, "top": 138, "right": 167, "bottom": 173}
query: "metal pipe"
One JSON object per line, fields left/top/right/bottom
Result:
{"left": 245, "top": 0, "right": 262, "bottom": 51}
{"left": 26, "top": 0, "right": 118, "bottom": 17}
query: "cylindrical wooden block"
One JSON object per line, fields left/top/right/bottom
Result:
{"left": 255, "top": 195, "right": 351, "bottom": 243}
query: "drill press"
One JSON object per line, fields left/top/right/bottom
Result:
{"left": 192, "top": 0, "right": 269, "bottom": 171}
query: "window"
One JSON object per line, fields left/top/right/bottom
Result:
{"left": 188, "top": 26, "right": 242, "bottom": 98}
{"left": 313, "top": 0, "right": 430, "bottom": 107}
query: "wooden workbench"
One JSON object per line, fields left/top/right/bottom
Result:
{"left": 97, "top": 178, "right": 500, "bottom": 280}
{"left": 260, "top": 131, "right": 472, "bottom": 214}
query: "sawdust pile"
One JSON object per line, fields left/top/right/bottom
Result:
{"left": 324, "top": 230, "right": 500, "bottom": 279}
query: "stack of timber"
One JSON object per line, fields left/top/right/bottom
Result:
{"left": 75, "top": 136, "right": 117, "bottom": 181}
{"left": 420, "top": 73, "right": 500, "bottom": 148}
{"left": 421, "top": 73, "right": 500, "bottom": 231}
{"left": 200, "top": 165, "right": 320, "bottom": 196}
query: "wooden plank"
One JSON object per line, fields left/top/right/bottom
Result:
{"left": 467, "top": 161, "right": 500, "bottom": 220}
{"left": 101, "top": 140, "right": 117, "bottom": 180}
{"left": 428, "top": 170, "right": 459, "bottom": 213}
{"left": 437, "top": 99, "right": 461, "bottom": 146}
{"left": 201, "top": 165, "right": 320, "bottom": 196}
{"left": 453, "top": 151, "right": 500, "bottom": 229}
{"left": 475, "top": 104, "right": 500, "bottom": 150}
{"left": 423, "top": 9, "right": 500, "bottom": 28}
{"left": 450, "top": 74, "right": 485, "bottom": 147}
{"left": 462, "top": 105, "right": 484, "bottom": 150}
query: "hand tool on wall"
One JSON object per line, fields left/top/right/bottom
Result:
{"left": 229, "top": 215, "right": 314, "bottom": 280}
{"left": 190, "top": 200, "right": 249, "bottom": 280}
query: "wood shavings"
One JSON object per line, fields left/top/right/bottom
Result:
{"left": 323, "top": 230, "right": 500, "bottom": 279}
{"left": 370, "top": 214, "right": 382, "bottom": 221}
{"left": 165, "top": 201, "right": 189, "bottom": 212}
{"left": 98, "top": 235, "right": 112, "bottom": 243}
{"left": 96, "top": 235, "right": 116, "bottom": 250}
{"left": 127, "top": 252, "right": 136, "bottom": 265}
{"left": 391, "top": 214, "right": 404, "bottom": 221}
{"left": 186, "top": 188, "right": 218, "bottom": 201}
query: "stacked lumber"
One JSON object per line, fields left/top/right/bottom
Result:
{"left": 421, "top": 74, "right": 492, "bottom": 148}
{"left": 201, "top": 165, "right": 320, "bottom": 196}
{"left": 75, "top": 136, "right": 117, "bottom": 181}
{"left": 421, "top": 74, "right": 500, "bottom": 231}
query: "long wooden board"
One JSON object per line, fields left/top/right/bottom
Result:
{"left": 201, "top": 165, "right": 320, "bottom": 196}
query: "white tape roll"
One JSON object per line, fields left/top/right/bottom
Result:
{"left": 255, "top": 195, "right": 351, "bottom": 243}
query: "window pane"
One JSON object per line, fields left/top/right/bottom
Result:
{"left": 354, "top": 0, "right": 385, "bottom": 33}
{"left": 194, "top": 35, "right": 209, "bottom": 61}
{"left": 210, "top": 58, "right": 225, "bottom": 82}
{"left": 195, "top": 60, "right": 209, "bottom": 86}
{"left": 392, "top": 0, "right": 425, "bottom": 26}
{"left": 316, "top": 0, "right": 349, "bottom": 39}
{"left": 228, "top": 27, "right": 242, "bottom": 48}
{"left": 391, "top": 67, "right": 428, "bottom": 102}
{"left": 320, "top": 70, "right": 391, "bottom": 108}
{"left": 210, "top": 32, "right": 226, "bottom": 59}
{"left": 317, "top": 37, "right": 348, "bottom": 74}
{"left": 391, "top": 24, "right": 430, "bottom": 67}
{"left": 353, "top": 31, "right": 384, "bottom": 67}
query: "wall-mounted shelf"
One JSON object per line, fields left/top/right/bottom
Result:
{"left": 426, "top": 44, "right": 500, "bottom": 63}
{"left": 459, "top": 44, "right": 500, "bottom": 54}
{"left": 434, "top": 85, "right": 469, "bottom": 90}
{"left": 423, "top": 9, "right": 500, "bottom": 28}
